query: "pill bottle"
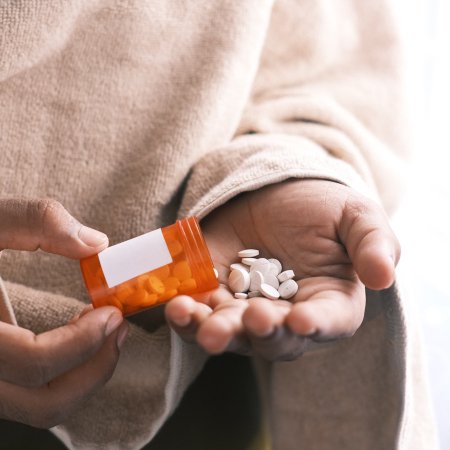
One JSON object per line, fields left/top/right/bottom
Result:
{"left": 80, "top": 217, "right": 218, "bottom": 315}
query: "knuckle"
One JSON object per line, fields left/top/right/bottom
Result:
{"left": 36, "top": 198, "right": 64, "bottom": 227}
{"left": 27, "top": 199, "right": 64, "bottom": 240}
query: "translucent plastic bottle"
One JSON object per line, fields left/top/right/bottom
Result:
{"left": 80, "top": 217, "right": 218, "bottom": 315}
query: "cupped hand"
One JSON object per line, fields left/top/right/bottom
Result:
{"left": 0, "top": 198, "right": 128, "bottom": 427}
{"left": 165, "top": 179, "right": 399, "bottom": 360}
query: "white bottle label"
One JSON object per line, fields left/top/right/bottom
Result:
{"left": 98, "top": 228, "right": 173, "bottom": 288}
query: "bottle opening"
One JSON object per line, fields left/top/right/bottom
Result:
{"left": 176, "top": 217, "right": 218, "bottom": 292}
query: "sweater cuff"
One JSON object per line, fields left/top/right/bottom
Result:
{"left": 179, "top": 133, "right": 376, "bottom": 220}
{"left": 0, "top": 276, "right": 17, "bottom": 325}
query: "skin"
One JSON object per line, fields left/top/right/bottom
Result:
{"left": 164, "top": 179, "right": 400, "bottom": 361}
{"left": 0, "top": 199, "right": 128, "bottom": 428}
{"left": 0, "top": 179, "right": 398, "bottom": 424}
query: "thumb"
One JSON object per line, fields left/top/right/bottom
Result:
{"left": 338, "top": 196, "right": 400, "bottom": 290}
{"left": 0, "top": 198, "right": 108, "bottom": 258}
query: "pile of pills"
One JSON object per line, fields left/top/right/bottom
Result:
{"left": 227, "top": 249, "right": 298, "bottom": 300}
{"left": 91, "top": 255, "right": 200, "bottom": 315}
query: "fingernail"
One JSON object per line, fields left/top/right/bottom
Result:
{"left": 117, "top": 323, "right": 129, "bottom": 349}
{"left": 105, "top": 312, "right": 123, "bottom": 337}
{"left": 79, "top": 225, "right": 108, "bottom": 248}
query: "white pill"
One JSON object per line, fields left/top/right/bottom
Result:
{"left": 268, "top": 258, "right": 282, "bottom": 275}
{"left": 238, "top": 249, "right": 260, "bottom": 258}
{"left": 230, "top": 263, "right": 249, "bottom": 272}
{"left": 264, "top": 273, "right": 280, "bottom": 290}
{"left": 250, "top": 259, "right": 271, "bottom": 278}
{"left": 248, "top": 290, "right": 261, "bottom": 298}
{"left": 234, "top": 292, "right": 248, "bottom": 299}
{"left": 213, "top": 268, "right": 219, "bottom": 278}
{"left": 267, "top": 263, "right": 280, "bottom": 277}
{"left": 260, "top": 283, "right": 280, "bottom": 300}
{"left": 250, "top": 270, "right": 264, "bottom": 291}
{"left": 278, "top": 279, "right": 298, "bottom": 299}
{"left": 250, "top": 258, "right": 270, "bottom": 271}
{"left": 228, "top": 269, "right": 250, "bottom": 293}
{"left": 278, "top": 270, "right": 295, "bottom": 282}
{"left": 241, "top": 257, "right": 258, "bottom": 266}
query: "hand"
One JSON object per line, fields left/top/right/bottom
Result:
{"left": 0, "top": 198, "right": 128, "bottom": 427}
{"left": 165, "top": 179, "right": 399, "bottom": 360}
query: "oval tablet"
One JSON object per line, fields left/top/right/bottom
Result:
{"left": 164, "top": 276, "right": 181, "bottom": 290}
{"left": 179, "top": 278, "right": 197, "bottom": 293}
{"left": 238, "top": 249, "right": 260, "bottom": 258}
{"left": 230, "top": 263, "right": 249, "bottom": 272}
{"left": 173, "top": 261, "right": 192, "bottom": 281}
{"left": 277, "top": 270, "right": 295, "bottom": 283}
{"left": 147, "top": 276, "right": 166, "bottom": 294}
{"left": 264, "top": 273, "right": 280, "bottom": 290}
{"left": 124, "top": 289, "right": 149, "bottom": 306}
{"left": 250, "top": 258, "right": 269, "bottom": 269}
{"left": 278, "top": 279, "right": 298, "bottom": 299}
{"left": 234, "top": 292, "right": 248, "bottom": 299}
{"left": 250, "top": 270, "right": 264, "bottom": 291}
{"left": 228, "top": 269, "right": 250, "bottom": 293}
{"left": 260, "top": 283, "right": 280, "bottom": 300}
{"left": 152, "top": 265, "right": 170, "bottom": 281}
{"left": 167, "top": 240, "right": 183, "bottom": 257}
{"left": 268, "top": 263, "right": 280, "bottom": 277}
{"left": 268, "top": 258, "right": 282, "bottom": 275}
{"left": 250, "top": 258, "right": 271, "bottom": 277}
{"left": 241, "top": 257, "right": 258, "bottom": 266}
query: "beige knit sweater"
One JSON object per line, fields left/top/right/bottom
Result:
{"left": 0, "top": 1, "right": 438, "bottom": 449}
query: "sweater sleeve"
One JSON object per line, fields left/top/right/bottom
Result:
{"left": 179, "top": 0, "right": 409, "bottom": 219}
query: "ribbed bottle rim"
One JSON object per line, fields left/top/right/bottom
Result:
{"left": 176, "top": 217, "right": 217, "bottom": 291}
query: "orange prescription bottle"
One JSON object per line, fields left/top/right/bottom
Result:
{"left": 80, "top": 217, "right": 218, "bottom": 316}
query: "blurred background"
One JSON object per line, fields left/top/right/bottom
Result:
{"left": 395, "top": 0, "right": 450, "bottom": 448}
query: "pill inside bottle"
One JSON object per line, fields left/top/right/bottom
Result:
{"left": 80, "top": 217, "right": 218, "bottom": 316}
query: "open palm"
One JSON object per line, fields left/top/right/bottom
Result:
{"left": 165, "top": 179, "right": 399, "bottom": 360}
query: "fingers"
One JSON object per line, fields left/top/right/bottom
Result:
{"left": 286, "top": 277, "right": 365, "bottom": 341}
{"left": 0, "top": 198, "right": 108, "bottom": 258}
{"left": 242, "top": 298, "right": 290, "bottom": 338}
{"left": 242, "top": 298, "right": 307, "bottom": 361}
{"left": 167, "top": 276, "right": 365, "bottom": 358}
{"left": 166, "top": 292, "right": 250, "bottom": 354}
{"left": 339, "top": 195, "right": 400, "bottom": 290}
{"left": 165, "top": 296, "right": 213, "bottom": 343}
{"left": 0, "top": 322, "right": 128, "bottom": 428}
{"left": 196, "top": 300, "right": 249, "bottom": 353}
{"left": 0, "top": 306, "right": 124, "bottom": 387}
